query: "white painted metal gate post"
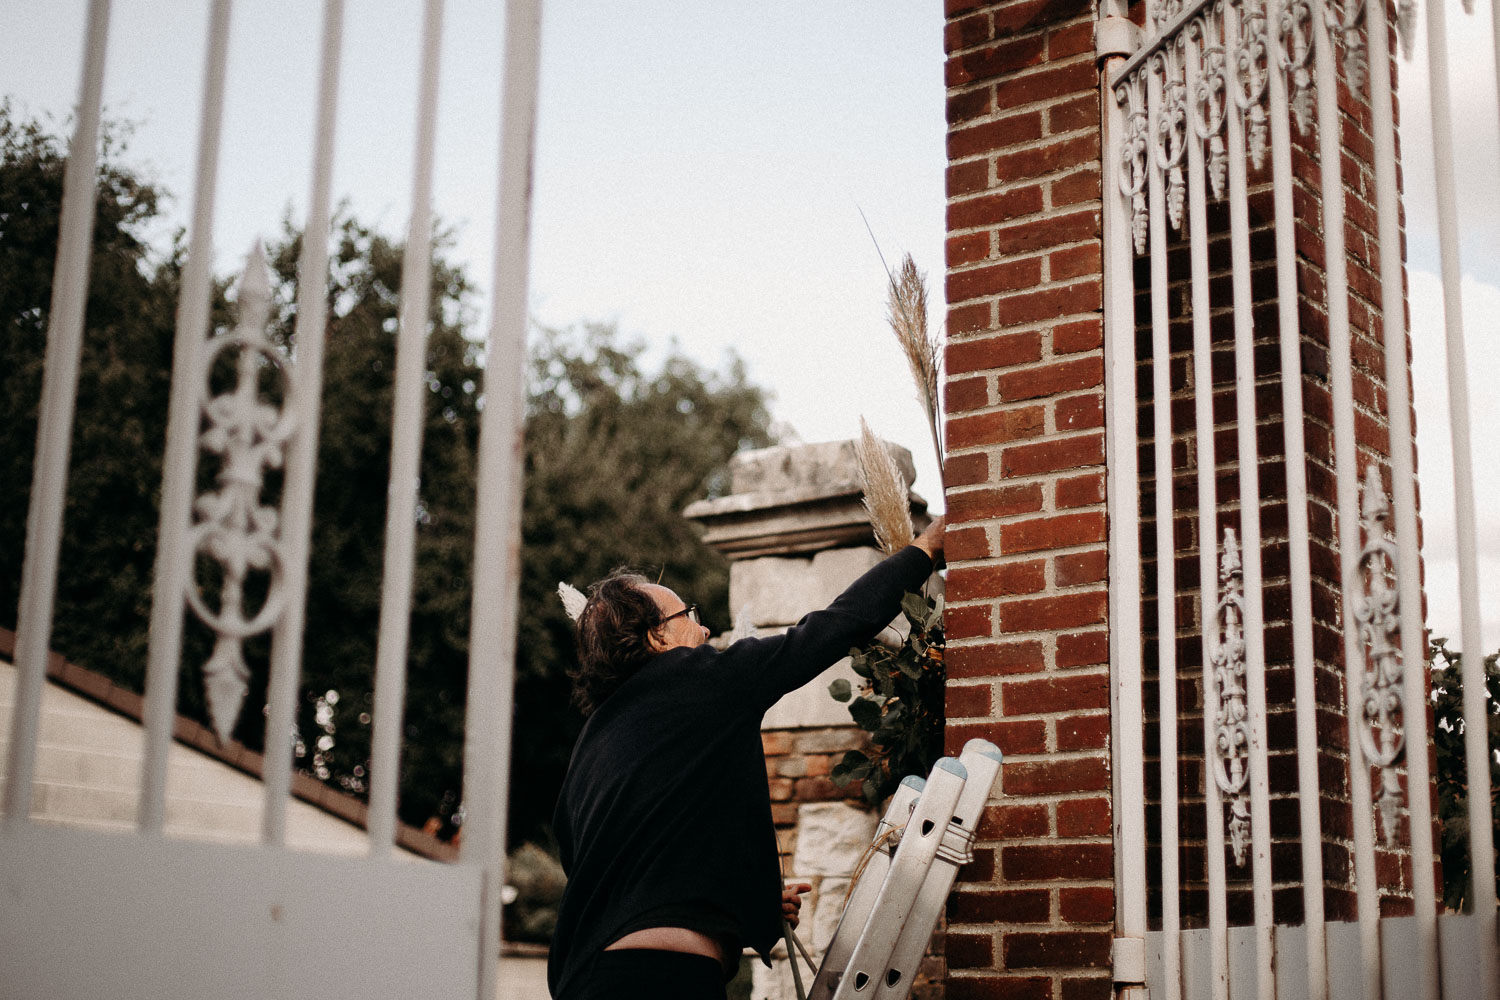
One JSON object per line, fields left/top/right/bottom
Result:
{"left": 461, "top": 1, "right": 544, "bottom": 995}
{"left": 1100, "top": 0, "right": 1150, "bottom": 991}
{"left": 367, "top": 0, "right": 445, "bottom": 857}
{"left": 262, "top": 0, "right": 345, "bottom": 847}
{"left": 138, "top": 0, "right": 233, "bottom": 833}
{"left": 2, "top": 0, "right": 111, "bottom": 827}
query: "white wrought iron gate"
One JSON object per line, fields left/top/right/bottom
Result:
{"left": 1100, "top": 0, "right": 1500, "bottom": 996}
{"left": 0, "top": 1, "right": 540, "bottom": 997}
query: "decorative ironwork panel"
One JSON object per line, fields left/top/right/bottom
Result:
{"left": 1117, "top": 73, "right": 1151, "bottom": 254}
{"left": 1277, "top": 0, "right": 1315, "bottom": 130}
{"left": 1152, "top": 45, "right": 1190, "bottom": 230}
{"left": 1232, "top": 0, "right": 1272, "bottom": 169}
{"left": 1212, "top": 526, "right": 1253, "bottom": 866}
{"left": 1354, "top": 464, "right": 1406, "bottom": 847}
{"left": 185, "top": 244, "right": 296, "bottom": 743}
{"left": 1189, "top": 4, "right": 1231, "bottom": 201}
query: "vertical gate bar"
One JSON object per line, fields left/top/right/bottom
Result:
{"left": 1309, "top": 2, "right": 1382, "bottom": 997}
{"left": 1101, "top": 12, "right": 1150, "bottom": 992}
{"left": 1, "top": 0, "right": 112, "bottom": 826}
{"left": 366, "top": 0, "right": 444, "bottom": 857}
{"left": 1263, "top": 0, "right": 1329, "bottom": 996}
{"left": 1222, "top": 3, "right": 1277, "bottom": 996}
{"left": 1424, "top": 0, "right": 1499, "bottom": 982}
{"left": 1364, "top": 0, "right": 1439, "bottom": 992}
{"left": 261, "top": 0, "right": 346, "bottom": 846}
{"left": 1184, "top": 26, "right": 1231, "bottom": 1000}
{"left": 461, "top": 0, "right": 542, "bottom": 994}
{"left": 1146, "top": 56, "right": 1184, "bottom": 1000}
{"left": 139, "top": 0, "right": 233, "bottom": 834}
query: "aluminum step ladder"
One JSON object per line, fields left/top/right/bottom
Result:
{"left": 806, "top": 738, "right": 1003, "bottom": 1000}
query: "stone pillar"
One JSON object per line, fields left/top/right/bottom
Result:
{"left": 684, "top": 439, "right": 938, "bottom": 1000}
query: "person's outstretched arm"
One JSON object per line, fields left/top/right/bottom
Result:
{"left": 718, "top": 517, "right": 944, "bottom": 709}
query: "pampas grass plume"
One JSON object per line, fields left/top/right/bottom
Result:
{"left": 855, "top": 418, "right": 914, "bottom": 556}
{"left": 887, "top": 254, "right": 944, "bottom": 477}
{"left": 558, "top": 581, "right": 588, "bottom": 622}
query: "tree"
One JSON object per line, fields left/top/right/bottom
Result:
{"left": 1429, "top": 638, "right": 1500, "bottom": 909}
{"left": 250, "top": 213, "right": 485, "bottom": 835}
{"left": 0, "top": 104, "right": 210, "bottom": 698}
{"left": 2, "top": 106, "right": 776, "bottom": 849}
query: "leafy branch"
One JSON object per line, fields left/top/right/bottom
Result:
{"left": 828, "top": 591, "right": 946, "bottom": 805}
{"left": 1429, "top": 638, "right": 1500, "bottom": 910}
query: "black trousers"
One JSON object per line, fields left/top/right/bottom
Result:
{"left": 563, "top": 949, "right": 729, "bottom": 1000}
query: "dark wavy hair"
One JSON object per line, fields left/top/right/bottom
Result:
{"left": 569, "top": 570, "right": 664, "bottom": 716}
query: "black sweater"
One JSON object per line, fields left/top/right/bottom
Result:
{"left": 547, "top": 545, "right": 934, "bottom": 999}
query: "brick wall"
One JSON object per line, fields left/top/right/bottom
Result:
{"left": 942, "top": 1, "right": 1114, "bottom": 997}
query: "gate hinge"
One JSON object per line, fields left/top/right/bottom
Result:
{"left": 1112, "top": 936, "right": 1146, "bottom": 985}
{"left": 1095, "top": 16, "right": 1142, "bottom": 63}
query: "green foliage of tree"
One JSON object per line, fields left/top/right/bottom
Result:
{"left": 0, "top": 104, "right": 212, "bottom": 697}
{"left": 828, "top": 590, "right": 946, "bottom": 804}
{"left": 1429, "top": 638, "right": 1500, "bottom": 910}
{"left": 248, "top": 213, "right": 485, "bottom": 835}
{"left": 2, "top": 106, "right": 774, "bottom": 849}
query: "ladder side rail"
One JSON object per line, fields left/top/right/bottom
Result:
{"left": 869, "top": 741, "right": 1003, "bottom": 1000}
{"left": 830, "top": 758, "right": 968, "bottom": 1000}
{"left": 808, "top": 777, "right": 927, "bottom": 1000}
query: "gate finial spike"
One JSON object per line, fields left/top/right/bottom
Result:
{"left": 235, "top": 241, "right": 273, "bottom": 338}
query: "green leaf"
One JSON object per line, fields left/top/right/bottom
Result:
{"left": 830, "top": 750, "right": 871, "bottom": 788}
{"left": 901, "top": 591, "right": 929, "bottom": 625}
{"left": 828, "top": 677, "right": 852, "bottom": 702}
{"left": 848, "top": 696, "right": 883, "bottom": 731}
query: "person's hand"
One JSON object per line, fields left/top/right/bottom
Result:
{"left": 913, "top": 515, "right": 945, "bottom": 564}
{"left": 781, "top": 883, "right": 812, "bottom": 929}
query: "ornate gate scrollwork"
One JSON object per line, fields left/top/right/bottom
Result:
{"left": 1354, "top": 464, "right": 1407, "bottom": 847}
{"left": 1212, "top": 526, "right": 1254, "bottom": 866}
{"left": 186, "top": 244, "right": 296, "bottom": 743}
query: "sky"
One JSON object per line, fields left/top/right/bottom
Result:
{"left": 0, "top": 0, "right": 950, "bottom": 515}
{"left": 4, "top": 0, "right": 1499, "bottom": 652}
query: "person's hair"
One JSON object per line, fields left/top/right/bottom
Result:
{"left": 569, "top": 570, "right": 664, "bottom": 716}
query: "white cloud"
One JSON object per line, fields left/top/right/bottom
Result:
{"left": 1410, "top": 268, "right": 1500, "bottom": 651}
{"left": 1397, "top": 0, "right": 1500, "bottom": 283}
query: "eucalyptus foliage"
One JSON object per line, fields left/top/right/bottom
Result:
{"left": 828, "top": 590, "right": 945, "bottom": 804}
{"left": 1429, "top": 638, "right": 1500, "bottom": 910}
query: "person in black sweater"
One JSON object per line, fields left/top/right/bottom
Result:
{"left": 547, "top": 517, "right": 945, "bottom": 1000}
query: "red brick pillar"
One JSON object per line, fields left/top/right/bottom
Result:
{"left": 941, "top": 2, "right": 1114, "bottom": 999}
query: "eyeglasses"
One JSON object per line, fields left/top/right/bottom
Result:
{"left": 659, "top": 604, "right": 700, "bottom": 627}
